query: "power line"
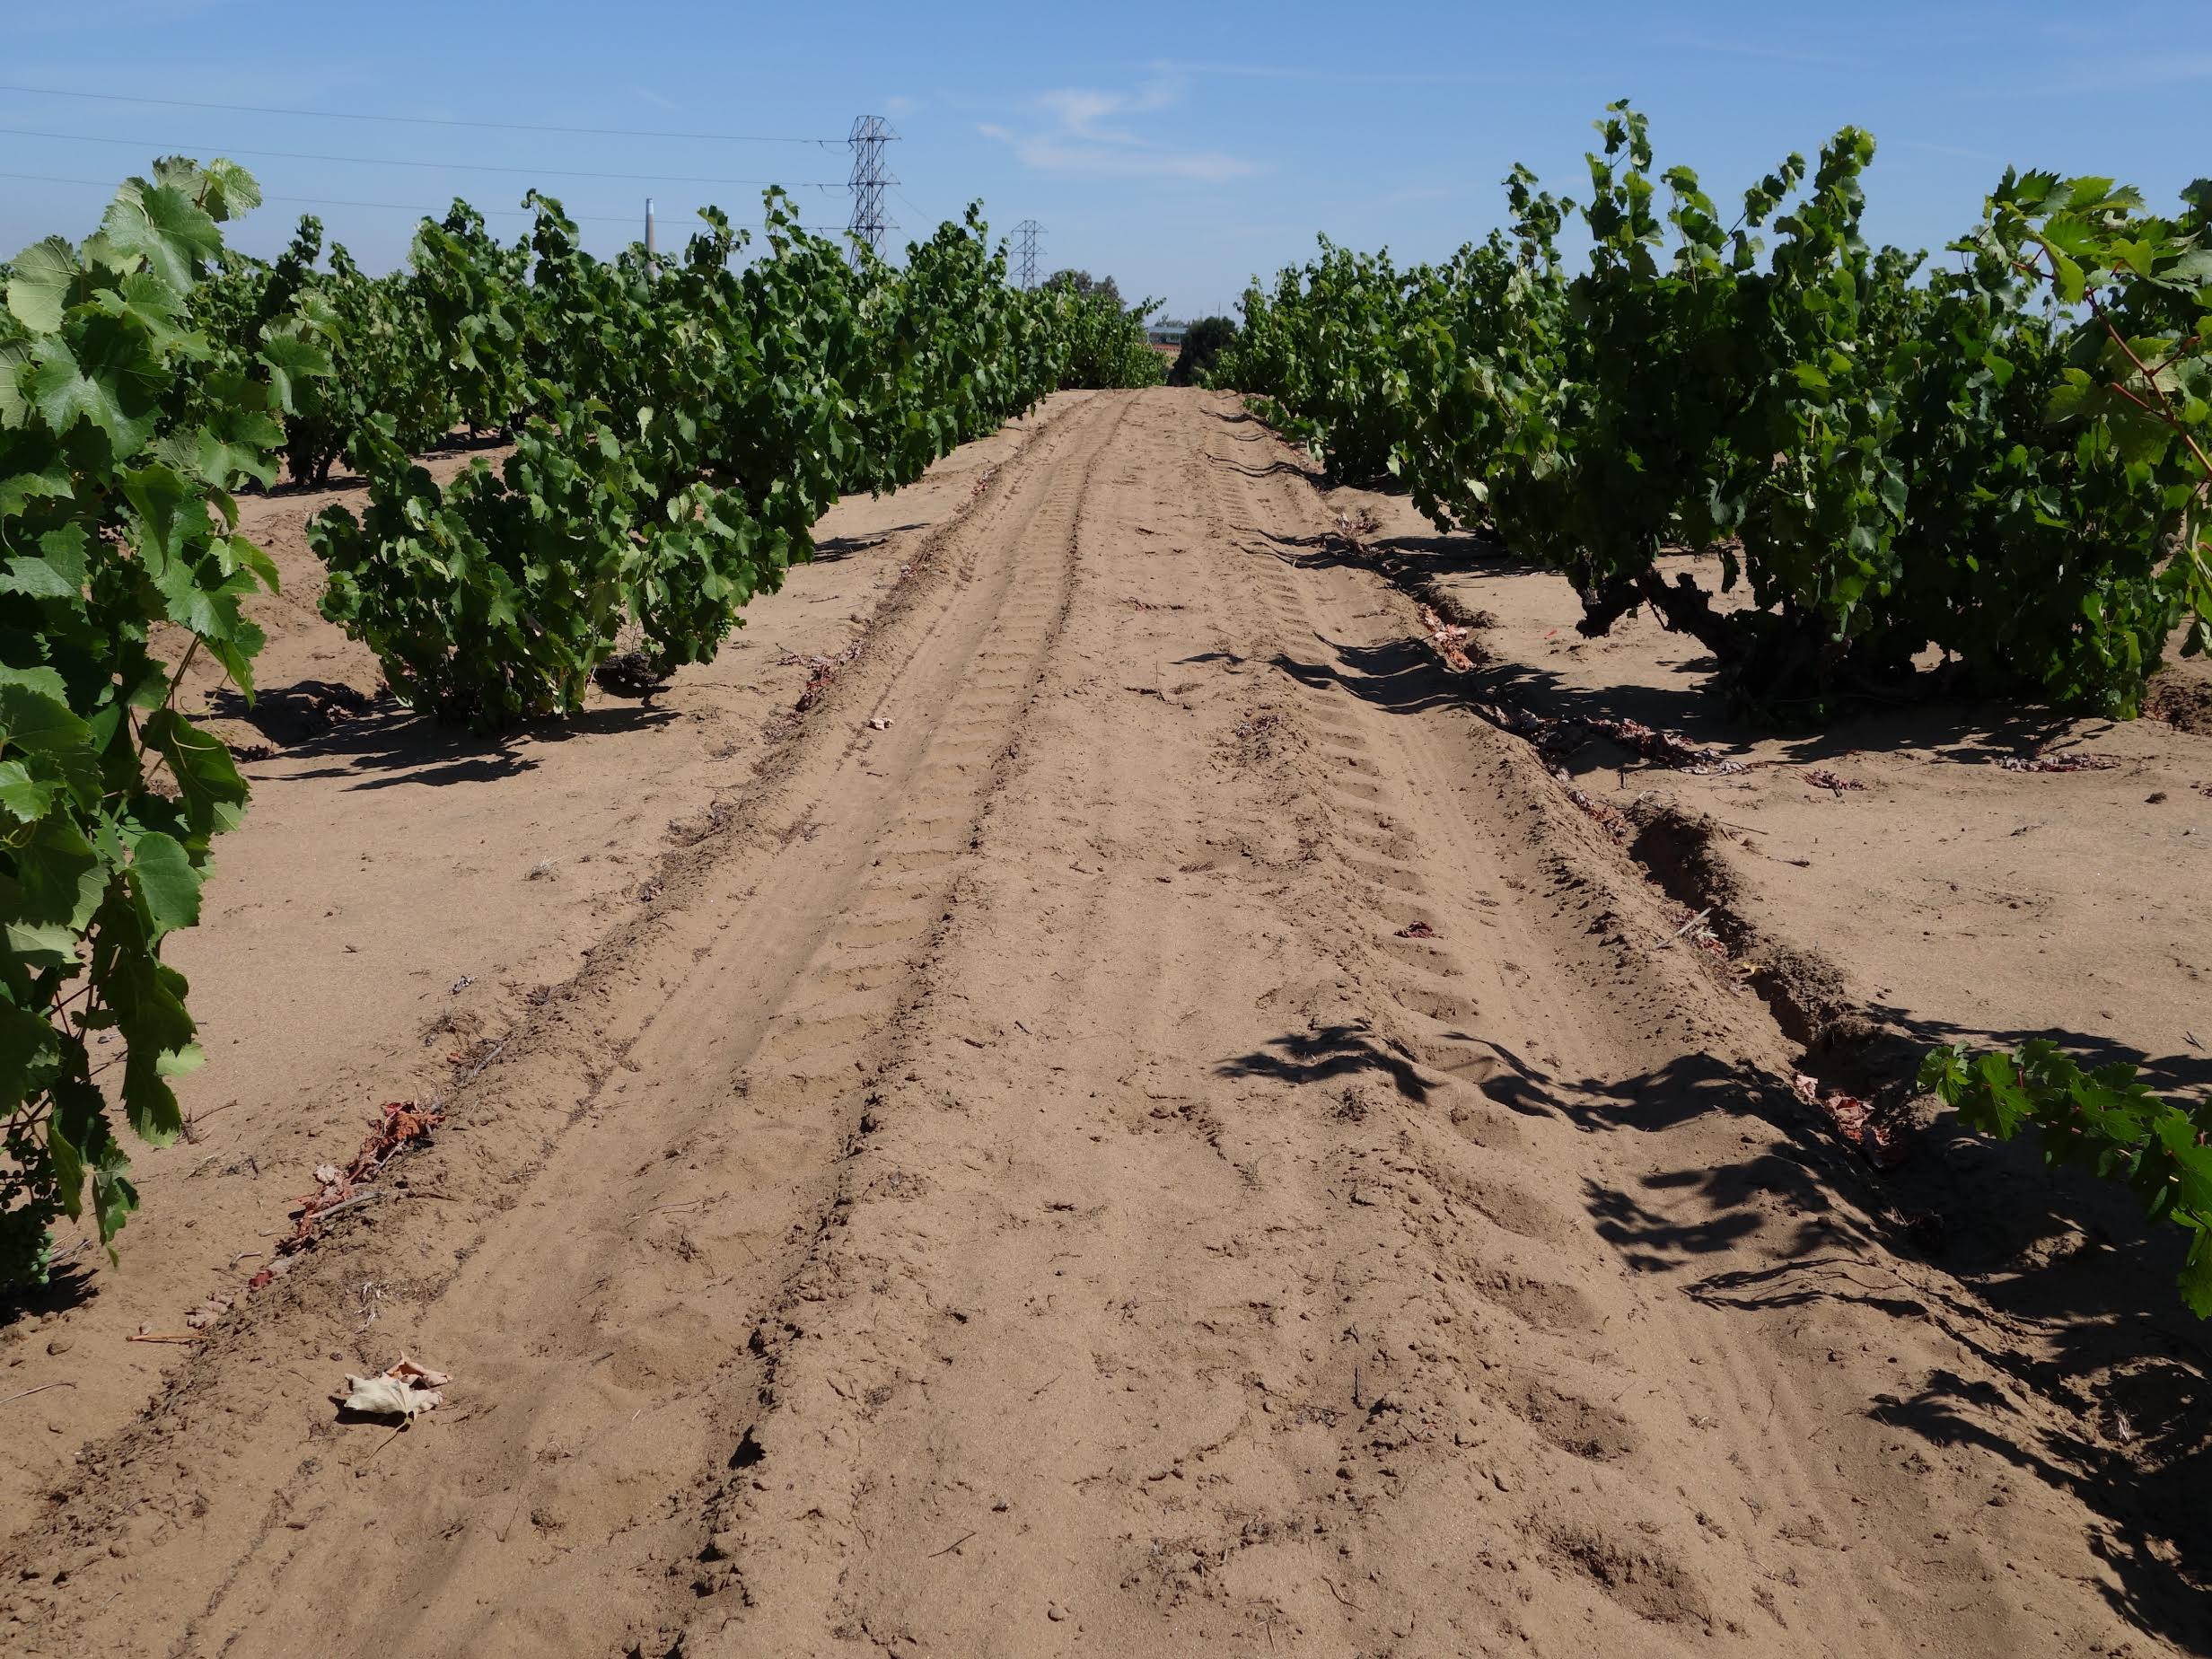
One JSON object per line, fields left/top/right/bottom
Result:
{"left": 0, "top": 169, "right": 850, "bottom": 237}
{"left": 0, "top": 83, "right": 846, "bottom": 145}
{"left": 893, "top": 188, "right": 961, "bottom": 236}
{"left": 0, "top": 168, "right": 632, "bottom": 224}
{"left": 0, "top": 127, "right": 844, "bottom": 189}
{"left": 0, "top": 171, "right": 853, "bottom": 232}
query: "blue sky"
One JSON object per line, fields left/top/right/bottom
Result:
{"left": 4, "top": 1, "right": 2204, "bottom": 319}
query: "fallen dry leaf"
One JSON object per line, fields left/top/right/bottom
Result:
{"left": 1793, "top": 1073, "right": 1905, "bottom": 1170}
{"left": 338, "top": 1375, "right": 438, "bottom": 1419}
{"left": 1999, "top": 752, "right": 2117, "bottom": 774}
{"left": 335, "top": 1353, "right": 452, "bottom": 1421}
{"left": 1492, "top": 704, "right": 1746, "bottom": 776}
{"left": 386, "top": 1352, "right": 451, "bottom": 1387}
{"left": 1549, "top": 768, "right": 1630, "bottom": 841}
{"left": 1418, "top": 605, "right": 1476, "bottom": 672}
{"left": 246, "top": 1256, "right": 294, "bottom": 1291}
{"left": 268, "top": 1104, "right": 445, "bottom": 1273}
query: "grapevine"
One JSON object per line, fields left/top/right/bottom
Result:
{"left": 309, "top": 193, "right": 1160, "bottom": 728}
{"left": 1215, "top": 105, "right": 2207, "bottom": 717}
{"left": 1925, "top": 172, "right": 2212, "bottom": 1314}
{"left": 0, "top": 159, "right": 312, "bottom": 1284}
{"left": 1213, "top": 110, "right": 2212, "bottom": 1311}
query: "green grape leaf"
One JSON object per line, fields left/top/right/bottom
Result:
{"left": 0, "top": 673, "right": 92, "bottom": 754}
{"left": 93, "top": 268, "right": 189, "bottom": 342}
{"left": 22, "top": 328, "right": 161, "bottom": 452}
{"left": 2179, "top": 1233, "right": 2212, "bottom": 1320}
{"left": 3, "top": 918, "right": 79, "bottom": 970}
{"left": 4, "top": 236, "right": 79, "bottom": 334}
{"left": 0, "top": 999, "right": 63, "bottom": 1110}
{"left": 127, "top": 830, "right": 200, "bottom": 937}
{"left": 139, "top": 708, "right": 249, "bottom": 847}
{"left": 0, "top": 339, "right": 35, "bottom": 431}
{"left": 0, "top": 759, "right": 57, "bottom": 821}
{"left": 0, "top": 552, "right": 82, "bottom": 601}
{"left": 196, "top": 159, "right": 263, "bottom": 223}
{"left": 255, "top": 329, "right": 331, "bottom": 414}
{"left": 97, "top": 181, "right": 221, "bottom": 294}
{"left": 89, "top": 1131, "right": 139, "bottom": 1253}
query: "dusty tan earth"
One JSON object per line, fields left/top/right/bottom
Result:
{"left": 2, "top": 389, "right": 2207, "bottom": 1656}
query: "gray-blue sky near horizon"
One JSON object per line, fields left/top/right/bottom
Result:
{"left": 3, "top": 0, "right": 2202, "bottom": 319}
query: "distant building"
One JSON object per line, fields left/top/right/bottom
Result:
{"left": 1146, "top": 320, "right": 1188, "bottom": 347}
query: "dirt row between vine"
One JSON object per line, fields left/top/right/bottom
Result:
{"left": 1, "top": 388, "right": 2200, "bottom": 1656}
{"left": 0, "top": 390, "right": 1091, "bottom": 1530}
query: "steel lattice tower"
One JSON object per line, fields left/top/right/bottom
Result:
{"left": 1013, "top": 219, "right": 1042, "bottom": 290}
{"left": 846, "top": 114, "right": 897, "bottom": 264}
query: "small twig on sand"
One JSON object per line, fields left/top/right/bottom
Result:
{"left": 1, "top": 1382, "right": 79, "bottom": 1407}
{"left": 630, "top": 1193, "right": 724, "bottom": 1222}
{"left": 1321, "top": 1576, "right": 1359, "bottom": 1610}
{"left": 356, "top": 1421, "right": 409, "bottom": 1464}
{"left": 126, "top": 1332, "right": 204, "bottom": 1345}
{"left": 308, "top": 1188, "right": 388, "bottom": 1224}
{"left": 928, "top": 1532, "right": 978, "bottom": 1558}
{"left": 452, "top": 1039, "right": 509, "bottom": 1090}
{"left": 1672, "top": 908, "right": 1713, "bottom": 939}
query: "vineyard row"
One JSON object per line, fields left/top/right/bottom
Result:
{"left": 0, "top": 157, "right": 1163, "bottom": 1284}
{"left": 1208, "top": 105, "right": 2212, "bottom": 1311}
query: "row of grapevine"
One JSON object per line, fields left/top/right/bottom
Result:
{"left": 0, "top": 160, "right": 1162, "bottom": 1285}
{"left": 1213, "top": 108, "right": 2212, "bottom": 1312}
{"left": 214, "top": 191, "right": 1163, "bottom": 726}
{"left": 1216, "top": 105, "right": 2209, "bottom": 718}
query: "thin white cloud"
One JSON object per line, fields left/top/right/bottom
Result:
{"left": 1892, "top": 137, "right": 2008, "bottom": 164}
{"left": 882, "top": 93, "right": 922, "bottom": 120}
{"left": 1141, "top": 44, "right": 1849, "bottom": 82}
{"left": 2052, "top": 51, "right": 2212, "bottom": 91}
{"left": 988, "top": 130, "right": 1258, "bottom": 181}
{"left": 628, "top": 85, "right": 682, "bottom": 112}
{"left": 1382, "top": 182, "right": 1475, "bottom": 206}
{"left": 1038, "top": 88, "right": 1135, "bottom": 142}
{"left": 1681, "top": 37, "right": 1863, "bottom": 67}
{"left": 981, "top": 74, "right": 1255, "bottom": 182}
{"left": 1140, "top": 57, "right": 1507, "bottom": 87}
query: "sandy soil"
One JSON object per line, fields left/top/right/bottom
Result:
{"left": 2, "top": 390, "right": 2206, "bottom": 1656}
{"left": 1316, "top": 491, "right": 2212, "bottom": 1102}
{"left": 0, "top": 399, "right": 1080, "bottom": 1523}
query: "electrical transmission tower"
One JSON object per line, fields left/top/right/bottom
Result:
{"left": 846, "top": 114, "right": 897, "bottom": 264}
{"left": 1013, "top": 220, "right": 1043, "bottom": 290}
